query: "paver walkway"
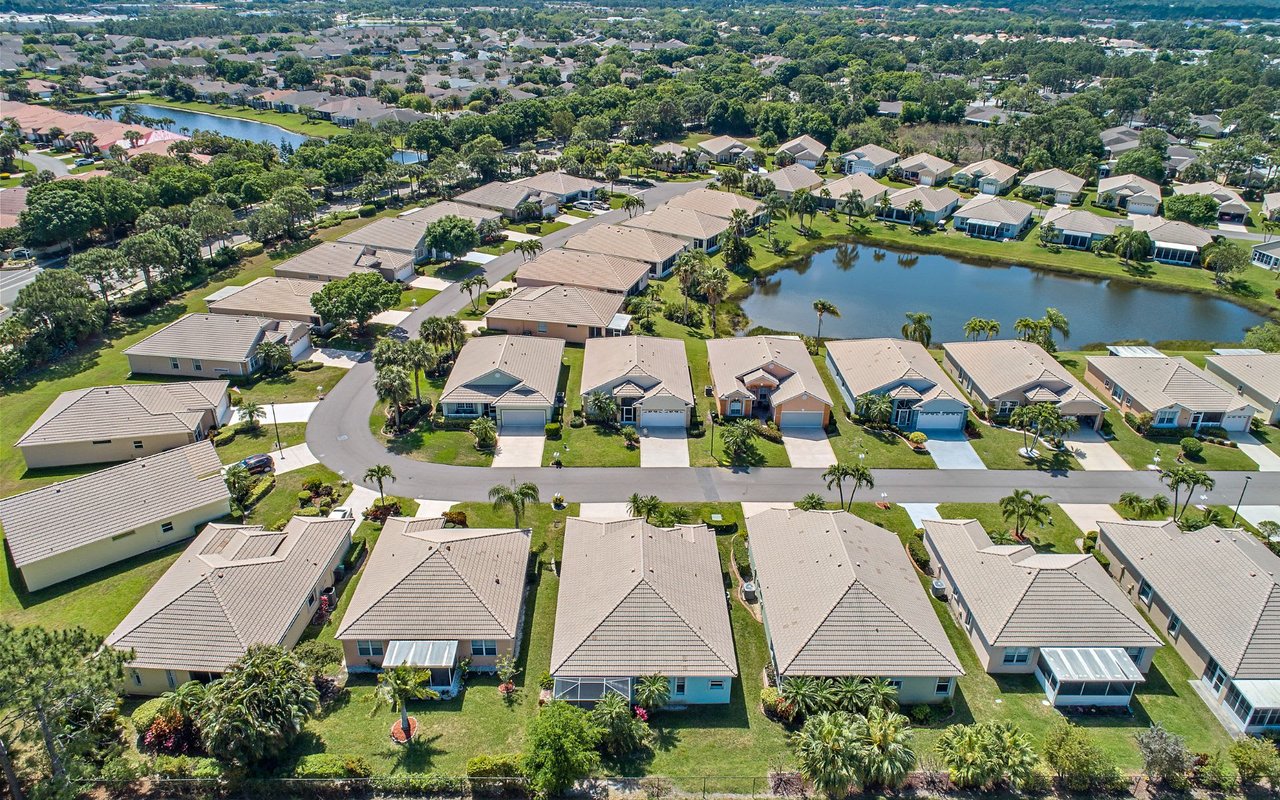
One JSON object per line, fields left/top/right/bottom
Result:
{"left": 641, "top": 430, "right": 690, "bottom": 467}
{"left": 491, "top": 427, "right": 546, "bottom": 467}
{"left": 782, "top": 430, "right": 837, "bottom": 468}
{"left": 1066, "top": 429, "right": 1131, "bottom": 471}
{"left": 1229, "top": 432, "right": 1280, "bottom": 471}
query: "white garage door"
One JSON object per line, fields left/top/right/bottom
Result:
{"left": 500, "top": 409, "right": 546, "bottom": 428}
{"left": 780, "top": 411, "right": 824, "bottom": 429}
{"left": 289, "top": 333, "right": 313, "bottom": 359}
{"left": 1223, "top": 413, "right": 1253, "bottom": 432}
{"left": 915, "top": 411, "right": 965, "bottom": 431}
{"left": 640, "top": 409, "right": 685, "bottom": 428}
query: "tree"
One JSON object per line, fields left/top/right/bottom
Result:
{"left": 1103, "top": 227, "right": 1152, "bottom": 265}
{"left": 621, "top": 194, "right": 645, "bottom": 218}
{"left": 1114, "top": 148, "right": 1167, "bottom": 184}
{"left": 1203, "top": 240, "right": 1248, "bottom": 287}
{"left": 119, "top": 229, "right": 180, "bottom": 293}
{"left": 797, "top": 492, "right": 827, "bottom": 511}
{"left": 523, "top": 702, "right": 600, "bottom": 797}
{"left": 1244, "top": 322, "right": 1280, "bottom": 353}
{"left": 1044, "top": 307, "right": 1070, "bottom": 347}
{"left": 245, "top": 202, "right": 290, "bottom": 243}
{"left": 627, "top": 493, "right": 663, "bottom": 521}
{"left": 470, "top": 416, "right": 497, "bottom": 450}
{"left": 238, "top": 400, "right": 265, "bottom": 431}
{"left": 311, "top": 272, "right": 402, "bottom": 333}
{"left": 813, "top": 299, "right": 839, "bottom": 340}
{"left": 255, "top": 340, "right": 291, "bottom": 375}
{"left": 1161, "top": 466, "right": 1214, "bottom": 521}
{"left": 363, "top": 464, "right": 395, "bottom": 504}
{"left": 1163, "top": 193, "right": 1220, "bottom": 227}
{"left": 999, "top": 489, "right": 1051, "bottom": 540}
{"left": 590, "top": 694, "right": 650, "bottom": 756}
{"left": 224, "top": 463, "right": 253, "bottom": 518}
{"left": 855, "top": 392, "right": 893, "bottom": 425}
{"left": 402, "top": 338, "right": 436, "bottom": 406}
{"left": 13, "top": 269, "right": 107, "bottom": 349}
{"left": 634, "top": 674, "right": 670, "bottom": 710}
{"left": 783, "top": 676, "right": 836, "bottom": 718}
{"left": 672, "top": 250, "right": 705, "bottom": 324}
{"left": 793, "top": 711, "right": 859, "bottom": 798}
{"left": 853, "top": 705, "right": 915, "bottom": 790}
{"left": 936, "top": 721, "right": 1039, "bottom": 790}
{"left": 68, "top": 248, "right": 128, "bottom": 307}
{"left": 272, "top": 185, "right": 317, "bottom": 236}
{"left": 1136, "top": 723, "right": 1191, "bottom": 786}
{"left": 369, "top": 666, "right": 439, "bottom": 740}
{"left": 841, "top": 189, "right": 865, "bottom": 222}
{"left": 584, "top": 391, "right": 619, "bottom": 424}
{"left": 515, "top": 239, "right": 544, "bottom": 261}
{"left": 720, "top": 419, "right": 763, "bottom": 465}
{"left": 489, "top": 480, "right": 540, "bottom": 527}
{"left": 1229, "top": 736, "right": 1280, "bottom": 786}
{"left": 420, "top": 315, "right": 467, "bottom": 357}
{"left": 459, "top": 274, "right": 491, "bottom": 313}
{"left": 375, "top": 365, "right": 413, "bottom": 429}
{"left": 698, "top": 263, "right": 731, "bottom": 334}
{"left": 901, "top": 311, "right": 932, "bottom": 346}
{"left": 963, "top": 317, "right": 1000, "bottom": 340}
{"left": 1042, "top": 720, "right": 1120, "bottom": 792}
{"left": 189, "top": 202, "right": 234, "bottom": 257}
{"left": 200, "top": 645, "right": 318, "bottom": 766}
{"left": 424, "top": 215, "right": 481, "bottom": 262}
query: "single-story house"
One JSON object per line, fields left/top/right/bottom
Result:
{"left": 273, "top": 242, "right": 416, "bottom": 283}
{"left": 1205, "top": 353, "right": 1280, "bottom": 425}
{"left": 826, "top": 338, "right": 969, "bottom": 431}
{"left": 1097, "top": 174, "right": 1162, "bottom": 215}
{"left": 17, "top": 381, "right": 231, "bottom": 469}
{"left": 1041, "top": 207, "right": 1130, "bottom": 251}
{"left": 652, "top": 142, "right": 708, "bottom": 171}
{"left": 1190, "top": 113, "right": 1232, "bottom": 138}
{"left": 205, "top": 277, "right": 326, "bottom": 327}
{"left": 1263, "top": 192, "right": 1279, "bottom": 221}
{"left": 706, "top": 335, "right": 832, "bottom": 429}
{"left": 125, "top": 313, "right": 311, "bottom": 379}
{"left": 762, "top": 163, "right": 823, "bottom": 198}
{"left": 515, "top": 249, "right": 650, "bottom": 296}
{"left": 1173, "top": 181, "right": 1250, "bottom": 224}
{"left": 1020, "top": 168, "right": 1086, "bottom": 205}
{"left": 954, "top": 159, "right": 1018, "bottom": 195}
{"left": 697, "top": 135, "right": 751, "bottom": 164}
{"left": 438, "top": 334, "right": 564, "bottom": 428}
{"left": 485, "top": 285, "right": 630, "bottom": 345}
{"left": 665, "top": 188, "right": 766, "bottom": 228}
{"left": 621, "top": 205, "right": 731, "bottom": 252}
{"left": 1098, "top": 521, "right": 1280, "bottom": 733}
{"left": 0, "top": 441, "right": 229, "bottom": 592}
{"left": 454, "top": 181, "right": 558, "bottom": 219}
{"left": 924, "top": 518, "right": 1160, "bottom": 708}
{"left": 952, "top": 195, "right": 1034, "bottom": 240}
{"left": 335, "top": 517, "right": 530, "bottom": 693}
{"left": 1084, "top": 355, "right": 1258, "bottom": 431}
{"left": 337, "top": 202, "right": 502, "bottom": 261}
{"left": 1129, "top": 216, "right": 1215, "bottom": 265}
{"left": 551, "top": 517, "right": 737, "bottom": 705}
{"left": 106, "top": 515, "right": 353, "bottom": 695}
{"left": 876, "top": 186, "right": 961, "bottom": 225}
{"left": 840, "top": 144, "right": 899, "bottom": 177}
{"left": 776, "top": 135, "right": 827, "bottom": 169}
{"left": 580, "top": 336, "right": 695, "bottom": 428}
{"left": 896, "top": 152, "right": 956, "bottom": 187}
{"left": 1253, "top": 240, "right": 1280, "bottom": 271}
{"left": 820, "top": 173, "right": 889, "bottom": 209}
{"left": 943, "top": 340, "right": 1106, "bottom": 429}
{"left": 562, "top": 224, "right": 688, "bottom": 278}
{"left": 749, "top": 509, "right": 964, "bottom": 703}
{"left": 513, "top": 171, "right": 604, "bottom": 204}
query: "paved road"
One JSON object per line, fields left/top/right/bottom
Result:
{"left": 23, "top": 150, "right": 70, "bottom": 177}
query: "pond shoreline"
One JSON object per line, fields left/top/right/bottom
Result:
{"left": 106, "top": 97, "right": 330, "bottom": 142}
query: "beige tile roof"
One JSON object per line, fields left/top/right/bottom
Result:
{"left": 826, "top": 338, "right": 968, "bottom": 408}
{"left": 487, "top": 285, "right": 625, "bottom": 328}
{"left": 957, "top": 159, "right": 1018, "bottom": 184}
{"left": 551, "top": 518, "right": 737, "bottom": 678}
{"left": 749, "top": 509, "right": 964, "bottom": 678}
{"left": 887, "top": 185, "right": 961, "bottom": 213}
{"left": 778, "top": 135, "right": 827, "bottom": 160}
{"left": 125, "top": 314, "right": 309, "bottom": 363}
{"left": 1098, "top": 174, "right": 1161, "bottom": 200}
{"left": 955, "top": 194, "right": 1034, "bottom": 225}
{"left": 841, "top": 144, "right": 899, "bottom": 167}
{"left": 1021, "top": 168, "right": 1086, "bottom": 193}
{"left": 1043, "top": 207, "right": 1129, "bottom": 237}
{"left": 924, "top": 519, "right": 1160, "bottom": 649}
{"left": 1206, "top": 354, "right": 1280, "bottom": 402}
{"left": 515, "top": 249, "right": 650, "bottom": 294}
{"left": 898, "top": 152, "right": 956, "bottom": 174}
{"left": 581, "top": 336, "right": 695, "bottom": 407}
{"left": 764, "top": 163, "right": 823, "bottom": 193}
{"left": 822, "top": 173, "right": 889, "bottom": 204}
{"left": 1173, "top": 181, "right": 1248, "bottom": 211}
{"left": 439, "top": 334, "right": 564, "bottom": 406}
{"left": 1087, "top": 356, "right": 1258, "bottom": 414}
{"left": 697, "top": 135, "right": 750, "bottom": 157}
{"left": 272, "top": 241, "right": 413, "bottom": 281}
{"left": 337, "top": 202, "right": 501, "bottom": 252}
{"left": 105, "top": 516, "right": 353, "bottom": 671}
{"left": 336, "top": 517, "right": 529, "bottom": 641}
{"left": 562, "top": 224, "right": 687, "bottom": 264}
{"left": 943, "top": 340, "right": 1101, "bottom": 407}
{"left": 1129, "top": 216, "right": 1214, "bottom": 248}
{"left": 1099, "top": 521, "right": 1280, "bottom": 678}
{"left": 707, "top": 335, "right": 832, "bottom": 407}
{"left": 514, "top": 171, "right": 604, "bottom": 197}
{"left": 206, "top": 277, "right": 325, "bottom": 320}
{"left": 621, "top": 205, "right": 731, "bottom": 242}
{"left": 18, "top": 381, "right": 227, "bottom": 447}
{"left": 665, "top": 188, "right": 764, "bottom": 220}
{"left": 456, "top": 181, "right": 552, "bottom": 213}
{"left": 0, "top": 441, "right": 228, "bottom": 568}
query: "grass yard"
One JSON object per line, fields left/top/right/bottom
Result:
{"left": 476, "top": 240, "right": 520, "bottom": 256}
{"left": 1101, "top": 414, "right": 1259, "bottom": 471}
{"left": 420, "top": 259, "right": 480, "bottom": 281}
{"left": 1251, "top": 423, "right": 1280, "bottom": 457}
{"left": 547, "top": 424, "right": 639, "bottom": 467}
{"left": 936, "top": 501, "right": 1084, "bottom": 554}
{"left": 230, "top": 366, "right": 348, "bottom": 405}
{"left": 688, "top": 426, "right": 790, "bottom": 467}
{"left": 246, "top": 465, "right": 351, "bottom": 529}
{"left": 395, "top": 287, "right": 439, "bottom": 310}
{"left": 214, "top": 422, "right": 307, "bottom": 464}
{"left": 385, "top": 420, "right": 495, "bottom": 467}
{"left": 965, "top": 416, "right": 1081, "bottom": 472}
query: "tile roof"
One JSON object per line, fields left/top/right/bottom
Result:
{"left": 621, "top": 205, "right": 731, "bottom": 242}
{"left": 1098, "top": 521, "right": 1280, "bottom": 678}
{"left": 336, "top": 517, "right": 529, "bottom": 641}
{"left": 514, "top": 249, "right": 650, "bottom": 294}
{"left": 1129, "top": 216, "right": 1215, "bottom": 248}
{"left": 1087, "top": 356, "right": 1258, "bottom": 414}
{"left": 552, "top": 518, "right": 737, "bottom": 678}
{"left": 513, "top": 171, "right": 604, "bottom": 197}
{"left": 1021, "top": 168, "right": 1086, "bottom": 193}
{"left": 898, "top": 152, "right": 956, "bottom": 174}
{"left": 18, "top": 382, "right": 227, "bottom": 447}
{"left": 954, "top": 194, "right": 1035, "bottom": 225}
{"left": 1098, "top": 173, "right": 1161, "bottom": 200}
{"left": 272, "top": 241, "right": 413, "bottom": 281}
{"left": 697, "top": 135, "right": 750, "bottom": 157}
{"left": 455, "top": 181, "right": 552, "bottom": 212}
{"left": 749, "top": 509, "right": 964, "bottom": 678}
{"left": 924, "top": 519, "right": 1160, "bottom": 649}
{"left": 956, "top": 158, "right": 1018, "bottom": 184}
{"left": 764, "top": 163, "right": 823, "bottom": 193}
{"left": 337, "top": 202, "right": 501, "bottom": 251}
{"left": 826, "top": 338, "right": 968, "bottom": 408}
{"left": 1043, "top": 207, "right": 1129, "bottom": 237}
{"left": 887, "top": 185, "right": 961, "bottom": 213}
{"left": 822, "top": 173, "right": 890, "bottom": 204}
{"left": 580, "top": 336, "right": 695, "bottom": 407}
{"left": 778, "top": 135, "right": 827, "bottom": 159}
{"left": 486, "top": 284, "right": 625, "bottom": 328}
{"left": 943, "top": 340, "right": 1101, "bottom": 407}
{"left": 206, "top": 277, "right": 325, "bottom": 320}
{"left": 439, "top": 334, "right": 564, "bottom": 407}
{"left": 1205, "top": 354, "right": 1280, "bottom": 403}
{"left": 841, "top": 144, "right": 900, "bottom": 166}
{"left": 0, "top": 441, "right": 228, "bottom": 568}
{"left": 562, "top": 223, "right": 688, "bottom": 264}
{"left": 665, "top": 188, "right": 764, "bottom": 220}
{"left": 707, "top": 335, "right": 832, "bottom": 407}
{"left": 125, "top": 314, "right": 308, "bottom": 363}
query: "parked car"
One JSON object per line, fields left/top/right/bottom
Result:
{"left": 73, "top": 158, "right": 96, "bottom": 167}
{"left": 571, "top": 200, "right": 596, "bottom": 211}
{"left": 591, "top": 200, "right": 610, "bottom": 211}
{"left": 327, "top": 506, "right": 353, "bottom": 519}
{"left": 238, "top": 453, "right": 274, "bottom": 475}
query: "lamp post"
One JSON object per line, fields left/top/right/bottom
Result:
{"left": 709, "top": 409, "right": 717, "bottom": 461}
{"left": 270, "top": 399, "right": 284, "bottom": 458}
{"left": 1230, "top": 476, "right": 1252, "bottom": 526}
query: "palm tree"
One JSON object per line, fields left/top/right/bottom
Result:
{"left": 876, "top": 194, "right": 894, "bottom": 220}
{"left": 729, "top": 208, "right": 751, "bottom": 237}
{"left": 488, "top": 480, "right": 540, "bottom": 527}
{"left": 698, "top": 263, "right": 731, "bottom": 334}
{"left": 459, "top": 275, "right": 490, "bottom": 313}
{"left": 790, "top": 190, "right": 818, "bottom": 231}
{"left": 621, "top": 194, "right": 645, "bottom": 218}
{"left": 375, "top": 365, "right": 413, "bottom": 429}
{"left": 420, "top": 316, "right": 466, "bottom": 358}
{"left": 842, "top": 463, "right": 874, "bottom": 510}
{"left": 841, "top": 189, "right": 865, "bottom": 222}
{"left": 963, "top": 317, "right": 999, "bottom": 341}
{"left": 861, "top": 678, "right": 900, "bottom": 712}
{"left": 813, "top": 299, "right": 840, "bottom": 340}
{"left": 363, "top": 464, "right": 395, "bottom": 505}
{"left": 1104, "top": 227, "right": 1152, "bottom": 265}
{"left": 584, "top": 391, "right": 619, "bottom": 424}
{"left": 603, "top": 162, "right": 621, "bottom": 191}
{"left": 792, "top": 711, "right": 859, "bottom": 799}
{"left": 515, "top": 239, "right": 543, "bottom": 261}
{"left": 901, "top": 312, "right": 933, "bottom": 347}
{"left": 719, "top": 419, "right": 763, "bottom": 465}
{"left": 1044, "top": 307, "right": 1070, "bottom": 346}
{"left": 627, "top": 493, "right": 663, "bottom": 521}
{"left": 822, "top": 463, "right": 856, "bottom": 508}
{"left": 764, "top": 192, "right": 788, "bottom": 227}
{"left": 905, "top": 198, "right": 926, "bottom": 228}
{"left": 1163, "top": 466, "right": 1214, "bottom": 521}
{"left": 402, "top": 338, "right": 436, "bottom": 406}
{"left": 634, "top": 674, "right": 670, "bottom": 710}
{"left": 369, "top": 666, "right": 439, "bottom": 740}
{"left": 783, "top": 676, "right": 836, "bottom": 718}
{"left": 831, "top": 677, "right": 872, "bottom": 715}
{"left": 469, "top": 416, "right": 497, "bottom": 450}
{"left": 238, "top": 400, "right": 266, "bottom": 431}
{"left": 673, "top": 250, "right": 705, "bottom": 323}
{"left": 853, "top": 706, "right": 915, "bottom": 790}
{"left": 1037, "top": 220, "right": 1058, "bottom": 248}
{"left": 999, "top": 489, "right": 1051, "bottom": 540}
{"left": 856, "top": 392, "right": 893, "bottom": 425}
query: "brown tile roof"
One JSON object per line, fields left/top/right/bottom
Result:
{"left": 562, "top": 224, "right": 687, "bottom": 264}
{"left": 486, "top": 284, "right": 625, "bottom": 328}
{"left": 18, "top": 382, "right": 227, "bottom": 447}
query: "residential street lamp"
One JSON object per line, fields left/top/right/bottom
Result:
{"left": 1231, "top": 476, "right": 1252, "bottom": 526}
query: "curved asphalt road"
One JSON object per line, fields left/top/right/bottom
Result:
{"left": 308, "top": 181, "right": 1280, "bottom": 506}
{"left": 23, "top": 150, "right": 71, "bottom": 177}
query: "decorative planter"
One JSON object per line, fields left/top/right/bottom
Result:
{"left": 390, "top": 717, "right": 418, "bottom": 744}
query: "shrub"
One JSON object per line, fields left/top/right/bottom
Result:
{"left": 370, "top": 774, "right": 467, "bottom": 794}
{"left": 235, "top": 241, "right": 264, "bottom": 257}
{"left": 1229, "top": 736, "right": 1280, "bottom": 785}
{"left": 545, "top": 422, "right": 562, "bottom": 439}
{"left": 1082, "top": 530, "right": 1099, "bottom": 553}
{"left": 1180, "top": 437, "right": 1203, "bottom": 457}
{"left": 906, "top": 532, "right": 930, "bottom": 572}
{"left": 908, "top": 431, "right": 927, "bottom": 446}
{"left": 569, "top": 416, "right": 585, "bottom": 428}
{"left": 908, "top": 704, "right": 934, "bottom": 724}
{"left": 525, "top": 224, "right": 541, "bottom": 233}
{"left": 244, "top": 475, "right": 275, "bottom": 508}
{"left": 212, "top": 428, "right": 237, "bottom": 447}
{"left": 539, "top": 673, "right": 554, "bottom": 690}
{"left": 443, "top": 510, "right": 468, "bottom": 527}
{"left": 343, "top": 539, "right": 367, "bottom": 570}
{"left": 756, "top": 422, "right": 784, "bottom": 444}
{"left": 1195, "top": 752, "right": 1237, "bottom": 792}
{"left": 293, "top": 640, "right": 342, "bottom": 674}
{"left": 760, "top": 686, "right": 782, "bottom": 715}
{"left": 295, "top": 360, "right": 323, "bottom": 372}
{"left": 297, "top": 490, "right": 314, "bottom": 507}
{"left": 358, "top": 204, "right": 377, "bottom": 217}
{"left": 467, "top": 753, "right": 526, "bottom": 794}
{"left": 298, "top": 507, "right": 321, "bottom": 517}
{"left": 292, "top": 753, "right": 372, "bottom": 779}
{"left": 363, "top": 500, "right": 401, "bottom": 523}
{"left": 130, "top": 698, "right": 167, "bottom": 733}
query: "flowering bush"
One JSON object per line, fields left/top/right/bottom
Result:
{"left": 634, "top": 706, "right": 649, "bottom": 722}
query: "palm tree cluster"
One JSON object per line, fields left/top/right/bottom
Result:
{"left": 962, "top": 317, "right": 1001, "bottom": 340}
{"left": 370, "top": 317, "right": 464, "bottom": 433}
{"left": 626, "top": 493, "right": 694, "bottom": 527}
{"left": 900, "top": 312, "right": 932, "bottom": 347}
{"left": 1008, "top": 403, "right": 1079, "bottom": 456}
{"left": 1118, "top": 491, "right": 1173, "bottom": 520}
{"left": 1160, "top": 465, "right": 1215, "bottom": 522}
{"left": 936, "top": 721, "right": 1040, "bottom": 790}
{"left": 671, "top": 250, "right": 733, "bottom": 334}
{"left": 999, "top": 489, "right": 1052, "bottom": 541}
{"left": 792, "top": 704, "right": 915, "bottom": 796}
{"left": 1013, "top": 307, "right": 1070, "bottom": 353}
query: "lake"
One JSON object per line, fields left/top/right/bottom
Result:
{"left": 114, "top": 103, "right": 313, "bottom": 149}
{"left": 738, "top": 242, "right": 1268, "bottom": 345}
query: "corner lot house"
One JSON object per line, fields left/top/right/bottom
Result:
{"left": 954, "top": 159, "right": 1018, "bottom": 195}
{"left": 749, "top": 509, "right": 964, "bottom": 703}
{"left": 205, "top": 277, "right": 326, "bottom": 326}
{"left": 335, "top": 517, "right": 530, "bottom": 693}
{"left": 1173, "top": 181, "right": 1250, "bottom": 224}
{"left": 0, "top": 441, "right": 229, "bottom": 592}
{"left": 762, "top": 163, "right": 823, "bottom": 198}
{"left": 513, "top": 171, "right": 603, "bottom": 204}
{"left": 776, "top": 135, "right": 827, "bottom": 169}
{"left": 1205, "top": 353, "right": 1280, "bottom": 424}
{"left": 826, "top": 338, "right": 969, "bottom": 431}
{"left": 18, "top": 381, "right": 231, "bottom": 468}
{"left": 1097, "top": 174, "right": 1162, "bottom": 215}
{"left": 1020, "top": 168, "right": 1085, "bottom": 205}
{"left": 622, "top": 205, "right": 731, "bottom": 252}
{"left": 273, "top": 241, "right": 416, "bottom": 283}
{"left": 877, "top": 186, "right": 961, "bottom": 225}
{"left": 924, "top": 518, "right": 1160, "bottom": 708}
{"left": 896, "top": 152, "right": 956, "bottom": 187}
{"left": 840, "top": 143, "right": 899, "bottom": 177}
{"left": 665, "top": 188, "right": 766, "bottom": 228}
{"left": 821, "top": 173, "right": 889, "bottom": 208}
{"left": 580, "top": 336, "right": 695, "bottom": 428}
{"left": 485, "top": 285, "right": 630, "bottom": 345}
{"left": 438, "top": 334, "right": 565, "bottom": 428}
{"left": 455, "top": 181, "right": 558, "bottom": 219}
{"left": 1130, "top": 216, "right": 1214, "bottom": 265}
{"left": 707, "top": 335, "right": 832, "bottom": 429}
{"left": 1041, "top": 207, "right": 1129, "bottom": 251}
{"left": 697, "top": 135, "right": 751, "bottom": 164}
{"left": 1098, "top": 521, "right": 1280, "bottom": 733}
{"left": 515, "top": 249, "right": 650, "bottom": 296}
{"left": 1084, "top": 355, "right": 1257, "bottom": 431}
{"left": 562, "top": 224, "right": 688, "bottom": 278}
{"left": 952, "top": 195, "right": 1034, "bottom": 240}
{"left": 1250, "top": 240, "right": 1280, "bottom": 271}
{"left": 943, "top": 340, "right": 1106, "bottom": 429}
{"left": 551, "top": 517, "right": 737, "bottom": 704}
{"left": 106, "top": 515, "right": 352, "bottom": 695}
{"left": 125, "top": 313, "right": 311, "bottom": 378}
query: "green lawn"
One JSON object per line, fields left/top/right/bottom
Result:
{"left": 395, "top": 287, "right": 439, "bottom": 310}
{"left": 547, "top": 424, "right": 639, "bottom": 467}
{"left": 965, "top": 416, "right": 1081, "bottom": 472}
{"left": 508, "top": 220, "right": 570, "bottom": 236}
{"left": 246, "top": 465, "right": 351, "bottom": 530}
{"left": 937, "top": 502, "right": 1084, "bottom": 554}
{"left": 230, "top": 366, "right": 348, "bottom": 405}
{"left": 688, "top": 426, "right": 790, "bottom": 468}
{"left": 384, "top": 420, "right": 495, "bottom": 468}
{"left": 812, "top": 353, "right": 937, "bottom": 469}
{"left": 1103, "top": 418, "right": 1259, "bottom": 471}
{"left": 476, "top": 240, "right": 519, "bottom": 256}
{"left": 419, "top": 260, "right": 479, "bottom": 282}
{"left": 214, "top": 422, "right": 307, "bottom": 464}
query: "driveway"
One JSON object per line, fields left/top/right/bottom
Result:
{"left": 927, "top": 432, "right": 985, "bottom": 470}
{"left": 300, "top": 346, "right": 366, "bottom": 369}
{"left": 263, "top": 402, "right": 318, "bottom": 424}
{"left": 579, "top": 502, "right": 632, "bottom": 521}
{"left": 409, "top": 275, "right": 453, "bottom": 291}
{"left": 23, "top": 150, "right": 70, "bottom": 177}
{"left": 901, "top": 503, "right": 941, "bottom": 529}
{"left": 370, "top": 309, "right": 412, "bottom": 327}
{"left": 1059, "top": 503, "right": 1128, "bottom": 536}
{"left": 782, "top": 429, "right": 837, "bottom": 468}
{"left": 1229, "top": 432, "right": 1280, "bottom": 471}
{"left": 1238, "top": 506, "right": 1280, "bottom": 539}
{"left": 1066, "top": 429, "right": 1131, "bottom": 471}
{"left": 492, "top": 427, "right": 546, "bottom": 467}
{"left": 271, "top": 443, "right": 319, "bottom": 475}
{"left": 413, "top": 499, "right": 458, "bottom": 517}
{"left": 641, "top": 429, "right": 690, "bottom": 467}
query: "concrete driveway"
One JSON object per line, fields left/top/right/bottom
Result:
{"left": 1066, "top": 429, "right": 1131, "bottom": 471}
{"left": 782, "top": 429, "right": 837, "bottom": 468}
{"left": 300, "top": 347, "right": 367, "bottom": 368}
{"left": 579, "top": 502, "right": 632, "bottom": 521}
{"left": 927, "top": 432, "right": 985, "bottom": 470}
{"left": 1059, "top": 503, "right": 1128, "bottom": 535}
{"left": 641, "top": 429, "right": 690, "bottom": 467}
{"left": 492, "top": 427, "right": 546, "bottom": 467}
{"left": 1230, "top": 432, "right": 1280, "bottom": 471}
{"left": 270, "top": 443, "right": 318, "bottom": 475}
{"left": 261, "top": 402, "right": 318, "bottom": 424}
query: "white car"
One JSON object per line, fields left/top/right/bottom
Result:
{"left": 571, "top": 200, "right": 596, "bottom": 211}
{"left": 327, "top": 506, "right": 353, "bottom": 519}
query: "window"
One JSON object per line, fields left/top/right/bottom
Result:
{"left": 1154, "top": 409, "right": 1178, "bottom": 426}
{"left": 1137, "top": 580, "right": 1154, "bottom": 604}
{"left": 160, "top": 521, "right": 174, "bottom": 534}
{"left": 936, "top": 678, "right": 952, "bottom": 695}
{"left": 709, "top": 680, "right": 725, "bottom": 691}
{"left": 673, "top": 677, "right": 686, "bottom": 696}
{"left": 471, "top": 640, "right": 498, "bottom": 657}
{"left": 170, "top": 358, "right": 180, "bottom": 370}
{"left": 307, "top": 591, "right": 316, "bottom": 607}
{"left": 887, "top": 679, "right": 903, "bottom": 691}
{"left": 537, "top": 322, "right": 548, "bottom": 333}
{"left": 356, "top": 640, "right": 384, "bottom": 657}
{"left": 192, "top": 359, "right": 202, "bottom": 372}
{"left": 92, "top": 439, "right": 112, "bottom": 445}
{"left": 1125, "top": 647, "right": 1145, "bottom": 664}
{"left": 133, "top": 440, "right": 144, "bottom": 449}
{"left": 1226, "top": 684, "right": 1254, "bottom": 724}
{"left": 1111, "top": 383, "right": 1124, "bottom": 402}
{"left": 455, "top": 403, "right": 476, "bottom": 415}
{"left": 1168, "top": 615, "right": 1182, "bottom": 638}
{"left": 131, "top": 670, "right": 142, "bottom": 687}
{"left": 1003, "top": 647, "right": 1032, "bottom": 665}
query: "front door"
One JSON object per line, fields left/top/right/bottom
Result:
{"left": 621, "top": 404, "right": 635, "bottom": 422}
{"left": 1190, "top": 411, "right": 1204, "bottom": 428}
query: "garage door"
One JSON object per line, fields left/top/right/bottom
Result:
{"left": 1223, "top": 413, "right": 1253, "bottom": 432}
{"left": 640, "top": 409, "right": 685, "bottom": 428}
{"left": 500, "top": 409, "right": 546, "bottom": 428}
{"left": 780, "top": 411, "right": 824, "bottom": 429}
{"left": 915, "top": 411, "right": 965, "bottom": 431}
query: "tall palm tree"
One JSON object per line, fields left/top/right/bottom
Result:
{"left": 402, "top": 338, "right": 436, "bottom": 406}
{"left": 515, "top": 239, "right": 543, "bottom": 261}
{"left": 626, "top": 493, "right": 662, "bottom": 521}
{"left": 363, "top": 464, "right": 395, "bottom": 504}
{"left": 375, "top": 365, "right": 413, "bottom": 429}
{"left": 843, "top": 463, "right": 874, "bottom": 510}
{"left": 698, "top": 263, "right": 731, "bottom": 334}
{"left": 488, "top": 480, "right": 540, "bottom": 527}
{"left": 1104, "top": 227, "right": 1152, "bottom": 265}
{"left": 459, "top": 275, "right": 490, "bottom": 313}
{"left": 1043, "top": 307, "right": 1070, "bottom": 346}
{"left": 420, "top": 316, "right": 466, "bottom": 358}
{"left": 822, "top": 463, "right": 856, "bottom": 508}
{"left": 673, "top": 250, "right": 705, "bottom": 323}
{"left": 841, "top": 189, "right": 865, "bottom": 222}
{"left": 901, "top": 312, "right": 933, "bottom": 347}
{"left": 853, "top": 706, "right": 915, "bottom": 790}
{"left": 621, "top": 194, "right": 645, "bottom": 218}
{"left": 238, "top": 400, "right": 266, "bottom": 431}
{"left": 905, "top": 198, "right": 926, "bottom": 228}
{"left": 1163, "top": 467, "right": 1214, "bottom": 521}
{"left": 963, "top": 317, "right": 996, "bottom": 341}
{"left": 369, "top": 666, "right": 439, "bottom": 740}
{"left": 999, "top": 489, "right": 1051, "bottom": 540}
{"left": 813, "top": 299, "right": 840, "bottom": 340}
{"left": 764, "top": 192, "right": 788, "bottom": 227}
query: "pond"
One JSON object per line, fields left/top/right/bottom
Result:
{"left": 114, "top": 103, "right": 313, "bottom": 149}
{"left": 737, "top": 242, "right": 1268, "bottom": 346}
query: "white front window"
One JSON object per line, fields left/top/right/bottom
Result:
{"left": 1154, "top": 409, "right": 1178, "bottom": 426}
{"left": 1003, "top": 647, "right": 1032, "bottom": 665}
{"left": 1137, "top": 580, "right": 1154, "bottom": 604}
{"left": 936, "top": 678, "right": 952, "bottom": 695}
{"left": 471, "top": 640, "right": 497, "bottom": 656}
{"left": 357, "top": 640, "right": 384, "bottom": 657}
{"left": 673, "top": 677, "right": 686, "bottom": 696}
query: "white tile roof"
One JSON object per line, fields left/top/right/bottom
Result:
{"left": 486, "top": 284, "right": 625, "bottom": 328}
{"left": 1087, "top": 355, "right": 1258, "bottom": 414}
{"left": 827, "top": 338, "right": 968, "bottom": 408}
{"left": 954, "top": 194, "right": 1035, "bottom": 225}
{"left": 125, "top": 314, "right": 308, "bottom": 363}
{"left": 580, "top": 335, "right": 695, "bottom": 407}
{"left": 707, "top": 335, "right": 832, "bottom": 407}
